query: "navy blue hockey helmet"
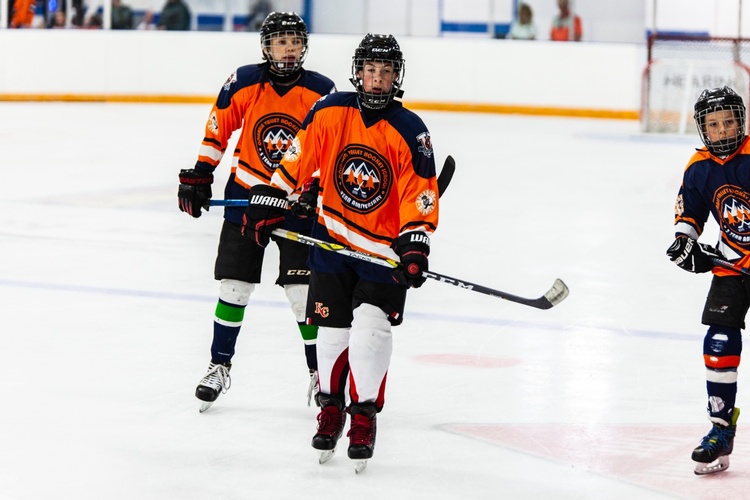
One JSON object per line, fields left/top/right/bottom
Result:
{"left": 350, "top": 33, "right": 405, "bottom": 109}
{"left": 260, "top": 12, "right": 309, "bottom": 75}
{"left": 694, "top": 86, "right": 747, "bottom": 157}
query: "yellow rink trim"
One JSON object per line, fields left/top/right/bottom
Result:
{"left": 0, "top": 94, "right": 640, "bottom": 120}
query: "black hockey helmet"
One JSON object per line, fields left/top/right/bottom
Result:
{"left": 694, "top": 86, "right": 747, "bottom": 157}
{"left": 260, "top": 12, "right": 309, "bottom": 75}
{"left": 350, "top": 33, "right": 405, "bottom": 109}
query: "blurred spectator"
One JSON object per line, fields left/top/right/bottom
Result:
{"left": 85, "top": 11, "right": 102, "bottom": 28}
{"left": 136, "top": 9, "right": 156, "bottom": 29}
{"left": 49, "top": 10, "right": 66, "bottom": 28}
{"left": 247, "top": 0, "right": 272, "bottom": 31}
{"left": 111, "top": 0, "right": 134, "bottom": 29}
{"left": 507, "top": 3, "right": 536, "bottom": 40}
{"left": 550, "top": 0, "right": 582, "bottom": 41}
{"left": 10, "top": 0, "right": 35, "bottom": 28}
{"left": 157, "top": 0, "right": 190, "bottom": 30}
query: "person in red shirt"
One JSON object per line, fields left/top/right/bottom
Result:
{"left": 243, "top": 33, "right": 439, "bottom": 471}
{"left": 177, "top": 12, "right": 336, "bottom": 413}
{"left": 550, "top": 0, "right": 582, "bottom": 41}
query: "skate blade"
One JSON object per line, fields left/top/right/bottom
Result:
{"left": 354, "top": 460, "right": 368, "bottom": 474}
{"left": 198, "top": 401, "right": 214, "bottom": 413}
{"left": 694, "top": 456, "right": 730, "bottom": 475}
{"left": 318, "top": 449, "right": 336, "bottom": 464}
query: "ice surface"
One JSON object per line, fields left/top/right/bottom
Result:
{"left": 1, "top": 102, "right": 744, "bottom": 499}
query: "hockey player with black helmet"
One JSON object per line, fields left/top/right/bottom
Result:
{"left": 177, "top": 12, "right": 336, "bottom": 412}
{"left": 666, "top": 85, "right": 750, "bottom": 474}
{"left": 242, "top": 33, "right": 439, "bottom": 472}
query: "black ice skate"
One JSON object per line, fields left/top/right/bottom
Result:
{"left": 692, "top": 407, "right": 740, "bottom": 475}
{"left": 195, "top": 361, "right": 231, "bottom": 413}
{"left": 347, "top": 403, "right": 377, "bottom": 474}
{"left": 311, "top": 393, "right": 346, "bottom": 464}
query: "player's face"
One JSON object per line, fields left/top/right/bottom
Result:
{"left": 359, "top": 61, "right": 396, "bottom": 94}
{"left": 267, "top": 33, "right": 304, "bottom": 63}
{"left": 704, "top": 109, "right": 741, "bottom": 143}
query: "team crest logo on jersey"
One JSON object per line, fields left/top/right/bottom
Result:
{"left": 416, "top": 189, "right": 437, "bottom": 215}
{"left": 207, "top": 112, "right": 219, "bottom": 134}
{"left": 334, "top": 145, "right": 392, "bottom": 214}
{"left": 253, "top": 113, "right": 302, "bottom": 171}
{"left": 715, "top": 185, "right": 750, "bottom": 243}
{"left": 314, "top": 302, "right": 329, "bottom": 318}
{"left": 416, "top": 132, "right": 433, "bottom": 158}
{"left": 223, "top": 71, "right": 237, "bottom": 92}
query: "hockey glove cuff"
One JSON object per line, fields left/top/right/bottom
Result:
{"left": 392, "top": 232, "right": 430, "bottom": 288}
{"left": 666, "top": 236, "right": 720, "bottom": 274}
{"left": 178, "top": 169, "right": 213, "bottom": 218}
{"left": 241, "top": 185, "right": 289, "bottom": 247}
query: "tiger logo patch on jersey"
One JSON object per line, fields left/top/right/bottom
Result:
{"left": 416, "top": 189, "right": 437, "bottom": 215}
{"left": 715, "top": 185, "right": 750, "bottom": 242}
{"left": 334, "top": 145, "right": 392, "bottom": 214}
{"left": 253, "top": 113, "right": 302, "bottom": 172}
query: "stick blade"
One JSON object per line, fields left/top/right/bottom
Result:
{"left": 543, "top": 278, "right": 570, "bottom": 308}
{"left": 437, "top": 155, "right": 455, "bottom": 196}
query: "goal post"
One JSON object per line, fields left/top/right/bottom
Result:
{"left": 641, "top": 34, "right": 750, "bottom": 134}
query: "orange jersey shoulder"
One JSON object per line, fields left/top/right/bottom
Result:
{"left": 195, "top": 65, "right": 335, "bottom": 190}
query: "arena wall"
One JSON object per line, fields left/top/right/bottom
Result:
{"left": 0, "top": 30, "right": 644, "bottom": 118}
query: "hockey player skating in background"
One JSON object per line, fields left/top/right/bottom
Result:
{"left": 666, "top": 86, "right": 749, "bottom": 475}
{"left": 177, "top": 12, "right": 336, "bottom": 412}
{"left": 242, "top": 33, "right": 439, "bottom": 472}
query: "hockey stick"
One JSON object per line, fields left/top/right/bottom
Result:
{"left": 209, "top": 155, "right": 456, "bottom": 207}
{"left": 711, "top": 256, "right": 750, "bottom": 276}
{"left": 271, "top": 228, "right": 569, "bottom": 310}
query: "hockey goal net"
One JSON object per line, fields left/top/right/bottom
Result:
{"left": 641, "top": 35, "right": 750, "bottom": 134}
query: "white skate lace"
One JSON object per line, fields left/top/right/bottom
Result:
{"left": 199, "top": 363, "right": 231, "bottom": 394}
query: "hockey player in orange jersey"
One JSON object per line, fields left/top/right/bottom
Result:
{"left": 243, "top": 33, "right": 439, "bottom": 471}
{"left": 177, "top": 12, "right": 336, "bottom": 412}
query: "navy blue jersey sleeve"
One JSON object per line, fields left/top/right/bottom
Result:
{"left": 387, "top": 107, "right": 436, "bottom": 180}
{"left": 215, "top": 64, "right": 266, "bottom": 110}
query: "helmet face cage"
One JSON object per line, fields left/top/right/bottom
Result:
{"left": 351, "top": 34, "right": 405, "bottom": 109}
{"left": 260, "top": 12, "right": 309, "bottom": 75}
{"left": 694, "top": 86, "right": 747, "bottom": 156}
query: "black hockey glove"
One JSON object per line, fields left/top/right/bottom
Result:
{"left": 666, "top": 236, "right": 720, "bottom": 274}
{"left": 241, "top": 185, "right": 288, "bottom": 247}
{"left": 178, "top": 169, "right": 213, "bottom": 218}
{"left": 392, "top": 232, "right": 430, "bottom": 288}
{"left": 290, "top": 177, "right": 320, "bottom": 219}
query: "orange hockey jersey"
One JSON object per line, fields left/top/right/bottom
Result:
{"left": 272, "top": 91, "right": 439, "bottom": 262}
{"left": 195, "top": 64, "right": 335, "bottom": 224}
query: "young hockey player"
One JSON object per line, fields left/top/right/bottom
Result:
{"left": 242, "top": 33, "right": 439, "bottom": 472}
{"left": 177, "top": 12, "right": 336, "bottom": 412}
{"left": 666, "top": 85, "right": 749, "bottom": 475}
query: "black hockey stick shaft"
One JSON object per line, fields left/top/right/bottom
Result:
{"left": 209, "top": 155, "right": 456, "bottom": 207}
{"left": 437, "top": 155, "right": 455, "bottom": 197}
{"left": 271, "top": 228, "right": 569, "bottom": 310}
{"left": 711, "top": 257, "right": 750, "bottom": 276}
